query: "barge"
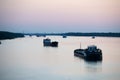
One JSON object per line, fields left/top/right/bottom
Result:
{"left": 74, "top": 45, "right": 102, "bottom": 61}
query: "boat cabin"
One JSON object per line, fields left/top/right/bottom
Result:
{"left": 43, "top": 38, "right": 51, "bottom": 46}
{"left": 87, "top": 45, "right": 97, "bottom": 52}
{"left": 43, "top": 38, "right": 51, "bottom": 42}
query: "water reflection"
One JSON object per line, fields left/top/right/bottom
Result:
{"left": 74, "top": 56, "right": 102, "bottom": 73}
{"left": 84, "top": 61, "right": 102, "bottom": 73}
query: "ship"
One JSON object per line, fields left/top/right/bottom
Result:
{"left": 43, "top": 38, "right": 58, "bottom": 47}
{"left": 74, "top": 45, "right": 102, "bottom": 61}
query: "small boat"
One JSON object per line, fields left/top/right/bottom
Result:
{"left": 43, "top": 35, "right": 46, "bottom": 37}
{"left": 63, "top": 35, "right": 67, "bottom": 38}
{"left": 29, "top": 34, "right": 32, "bottom": 37}
{"left": 74, "top": 45, "right": 102, "bottom": 61}
{"left": 92, "top": 36, "right": 95, "bottom": 39}
{"left": 36, "top": 35, "right": 40, "bottom": 37}
{"left": 51, "top": 41, "right": 58, "bottom": 47}
{"left": 43, "top": 38, "right": 51, "bottom": 46}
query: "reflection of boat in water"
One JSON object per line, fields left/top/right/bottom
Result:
{"left": 74, "top": 45, "right": 102, "bottom": 61}
{"left": 43, "top": 38, "right": 58, "bottom": 47}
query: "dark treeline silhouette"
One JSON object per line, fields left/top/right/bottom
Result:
{"left": 64, "top": 32, "right": 120, "bottom": 37}
{"left": 0, "top": 31, "right": 24, "bottom": 40}
{"left": 0, "top": 31, "right": 120, "bottom": 40}
{"left": 26, "top": 32, "right": 120, "bottom": 37}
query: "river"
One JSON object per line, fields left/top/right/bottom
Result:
{"left": 0, "top": 36, "right": 120, "bottom": 80}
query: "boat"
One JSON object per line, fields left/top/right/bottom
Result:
{"left": 36, "top": 35, "right": 40, "bottom": 37}
{"left": 43, "top": 38, "right": 58, "bottom": 47}
{"left": 51, "top": 41, "right": 58, "bottom": 47}
{"left": 43, "top": 35, "right": 46, "bottom": 37}
{"left": 43, "top": 38, "right": 51, "bottom": 46}
{"left": 92, "top": 36, "right": 95, "bottom": 39}
{"left": 74, "top": 45, "right": 102, "bottom": 61}
{"left": 29, "top": 34, "right": 32, "bottom": 37}
{"left": 62, "top": 35, "right": 67, "bottom": 38}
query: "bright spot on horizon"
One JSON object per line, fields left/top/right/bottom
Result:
{"left": 0, "top": 0, "right": 120, "bottom": 33}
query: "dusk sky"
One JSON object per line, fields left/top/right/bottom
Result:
{"left": 0, "top": 0, "right": 120, "bottom": 33}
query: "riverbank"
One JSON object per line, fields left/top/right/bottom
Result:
{"left": 0, "top": 31, "right": 24, "bottom": 40}
{"left": 25, "top": 32, "right": 120, "bottom": 37}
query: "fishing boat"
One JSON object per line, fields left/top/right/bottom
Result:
{"left": 74, "top": 45, "right": 102, "bottom": 61}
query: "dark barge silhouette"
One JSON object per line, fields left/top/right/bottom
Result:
{"left": 74, "top": 45, "right": 102, "bottom": 61}
{"left": 43, "top": 38, "right": 58, "bottom": 47}
{"left": 51, "top": 41, "right": 58, "bottom": 47}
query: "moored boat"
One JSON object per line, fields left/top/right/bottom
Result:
{"left": 74, "top": 45, "right": 102, "bottom": 61}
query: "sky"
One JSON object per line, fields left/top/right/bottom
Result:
{"left": 0, "top": 0, "right": 120, "bottom": 33}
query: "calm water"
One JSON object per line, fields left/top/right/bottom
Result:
{"left": 0, "top": 36, "right": 120, "bottom": 80}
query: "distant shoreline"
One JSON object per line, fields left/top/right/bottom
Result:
{"left": 64, "top": 32, "right": 120, "bottom": 37}
{"left": 0, "top": 31, "right": 24, "bottom": 40}
{"left": 0, "top": 31, "right": 120, "bottom": 40}
{"left": 25, "top": 32, "right": 120, "bottom": 37}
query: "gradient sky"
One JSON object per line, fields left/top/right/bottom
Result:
{"left": 0, "top": 0, "right": 120, "bottom": 33}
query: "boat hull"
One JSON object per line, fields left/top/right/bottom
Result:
{"left": 43, "top": 42, "right": 51, "bottom": 46}
{"left": 85, "top": 53, "right": 102, "bottom": 61}
{"left": 74, "top": 49, "right": 102, "bottom": 61}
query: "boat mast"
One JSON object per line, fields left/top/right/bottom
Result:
{"left": 80, "top": 43, "right": 81, "bottom": 49}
